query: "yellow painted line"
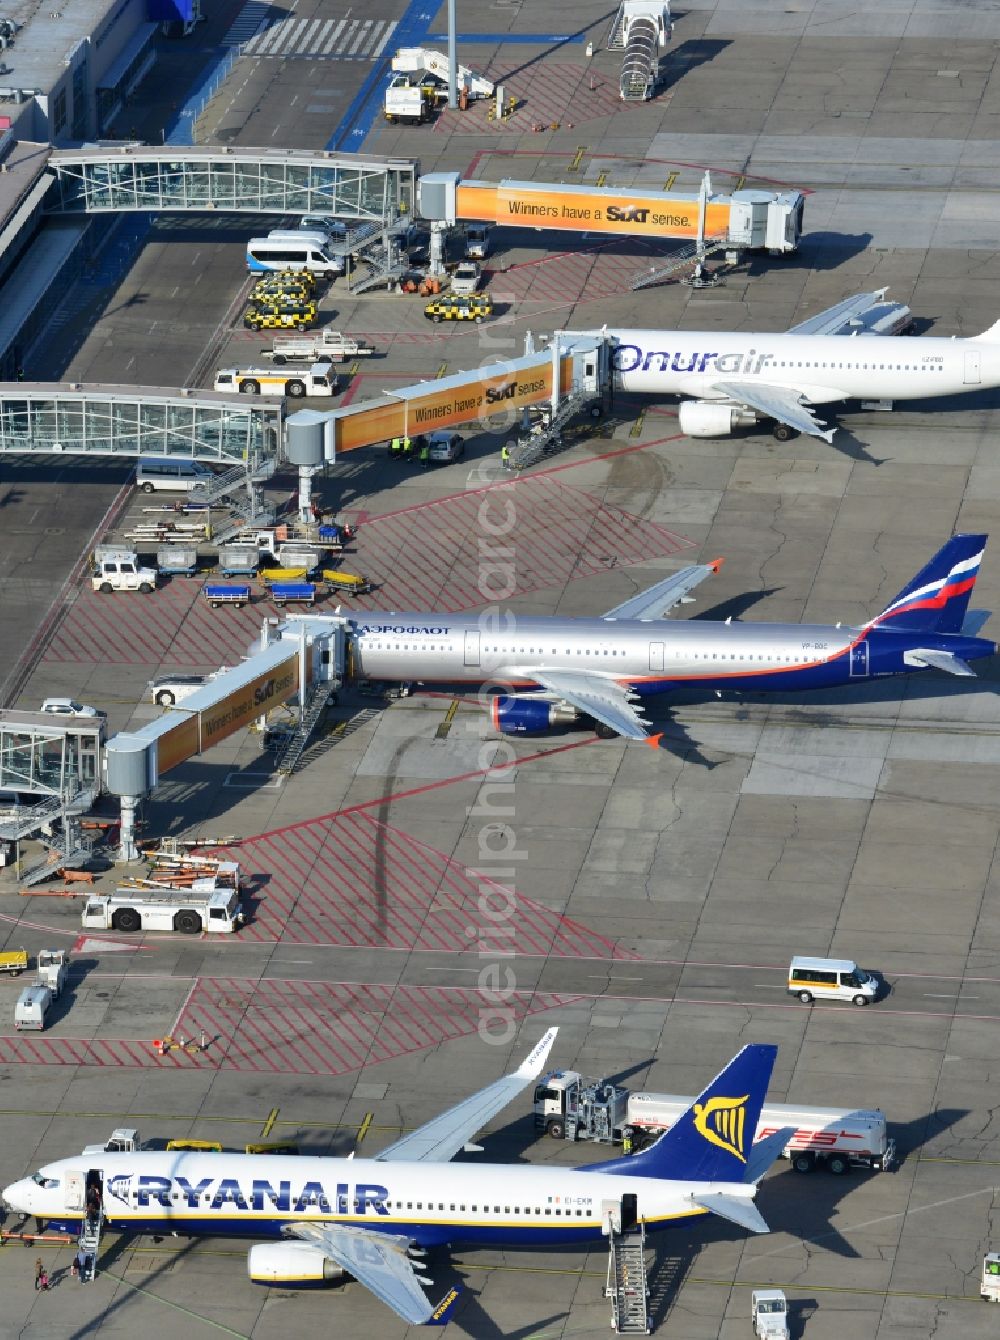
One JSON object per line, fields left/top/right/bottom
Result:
{"left": 735, "top": 175, "right": 746, "bottom": 190}
{"left": 595, "top": 171, "right": 606, "bottom": 188}
{"left": 629, "top": 409, "right": 646, "bottom": 438}
{"left": 0, "top": 1106, "right": 408, "bottom": 1134}
{"left": 357, "top": 1111, "right": 374, "bottom": 1145}
{"left": 348, "top": 360, "right": 359, "bottom": 376}
{"left": 436, "top": 362, "right": 448, "bottom": 378}
{"left": 568, "top": 145, "right": 586, "bottom": 172}
{"left": 664, "top": 170, "right": 678, "bottom": 190}
{"left": 260, "top": 1106, "right": 279, "bottom": 1138}
{"left": 435, "top": 698, "right": 461, "bottom": 740}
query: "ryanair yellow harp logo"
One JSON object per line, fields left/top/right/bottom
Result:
{"left": 693, "top": 1094, "right": 750, "bottom": 1162}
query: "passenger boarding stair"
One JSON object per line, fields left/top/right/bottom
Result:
{"left": 189, "top": 459, "right": 276, "bottom": 509}
{"left": 608, "top": 1, "right": 672, "bottom": 101}
{"left": 505, "top": 380, "right": 603, "bottom": 471}
{"left": 77, "top": 1211, "right": 103, "bottom": 1279}
{"left": 271, "top": 682, "right": 339, "bottom": 777}
{"left": 630, "top": 235, "right": 729, "bottom": 290}
{"left": 606, "top": 1219, "right": 651, "bottom": 1334}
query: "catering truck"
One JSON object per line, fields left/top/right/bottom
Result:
{"left": 81, "top": 886, "right": 244, "bottom": 935}
{"left": 534, "top": 1071, "right": 895, "bottom": 1174}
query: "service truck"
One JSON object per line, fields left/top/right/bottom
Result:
{"left": 36, "top": 948, "right": 69, "bottom": 998}
{"left": 81, "top": 886, "right": 244, "bottom": 935}
{"left": 266, "top": 328, "right": 376, "bottom": 364}
{"left": 92, "top": 547, "right": 158, "bottom": 594}
{"left": 213, "top": 364, "right": 339, "bottom": 398}
{"left": 534, "top": 1071, "right": 895, "bottom": 1174}
{"left": 384, "top": 75, "right": 434, "bottom": 124}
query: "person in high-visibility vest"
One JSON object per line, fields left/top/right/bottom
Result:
{"left": 501, "top": 443, "right": 511, "bottom": 468}
{"left": 622, "top": 1128, "right": 634, "bottom": 1156}
{"left": 389, "top": 436, "right": 402, "bottom": 458}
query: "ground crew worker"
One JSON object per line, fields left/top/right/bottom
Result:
{"left": 622, "top": 1127, "right": 634, "bottom": 1156}
{"left": 418, "top": 438, "right": 430, "bottom": 469}
{"left": 501, "top": 443, "right": 511, "bottom": 469}
{"left": 402, "top": 435, "right": 413, "bottom": 459}
{"left": 389, "top": 436, "right": 402, "bottom": 458}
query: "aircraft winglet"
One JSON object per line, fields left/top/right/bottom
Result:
{"left": 516, "top": 1027, "right": 558, "bottom": 1079}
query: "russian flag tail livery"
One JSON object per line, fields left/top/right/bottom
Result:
{"left": 589, "top": 1044, "right": 778, "bottom": 1184}
{"left": 867, "top": 534, "right": 987, "bottom": 635}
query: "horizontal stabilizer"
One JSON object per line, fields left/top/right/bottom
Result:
{"left": 691, "top": 1192, "right": 770, "bottom": 1234}
{"left": 905, "top": 648, "right": 976, "bottom": 677}
{"left": 744, "top": 1126, "right": 795, "bottom": 1184}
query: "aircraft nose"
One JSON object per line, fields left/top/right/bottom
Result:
{"left": 2, "top": 1178, "right": 33, "bottom": 1212}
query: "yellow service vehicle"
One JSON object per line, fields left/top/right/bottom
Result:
{"left": 251, "top": 279, "right": 313, "bottom": 304}
{"left": 244, "top": 300, "right": 318, "bottom": 331}
{"left": 423, "top": 292, "right": 493, "bottom": 324}
{"left": 165, "top": 1139, "right": 224, "bottom": 1152}
{"left": 0, "top": 947, "right": 28, "bottom": 977}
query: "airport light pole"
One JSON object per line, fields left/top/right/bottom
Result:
{"left": 447, "top": 0, "right": 458, "bottom": 109}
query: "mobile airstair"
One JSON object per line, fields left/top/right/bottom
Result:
{"left": 391, "top": 46, "right": 494, "bottom": 99}
{"left": 607, "top": 1, "right": 672, "bottom": 101}
{"left": 606, "top": 1214, "right": 651, "bottom": 1333}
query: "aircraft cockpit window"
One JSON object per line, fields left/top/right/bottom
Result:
{"left": 32, "top": 1173, "right": 60, "bottom": 1189}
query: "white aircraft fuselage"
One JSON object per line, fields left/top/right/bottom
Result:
{"left": 609, "top": 328, "right": 999, "bottom": 403}
{"left": 5, "top": 1150, "right": 737, "bottom": 1248}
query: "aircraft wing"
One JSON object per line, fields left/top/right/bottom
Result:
{"left": 786, "top": 290, "right": 889, "bottom": 336}
{"left": 374, "top": 1028, "right": 558, "bottom": 1164}
{"left": 710, "top": 381, "right": 835, "bottom": 443}
{"left": 529, "top": 669, "right": 657, "bottom": 744}
{"left": 602, "top": 560, "right": 722, "bottom": 621}
{"left": 287, "top": 1222, "right": 459, "bottom": 1326}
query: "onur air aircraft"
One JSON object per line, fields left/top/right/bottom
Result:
{"left": 2, "top": 1035, "right": 792, "bottom": 1327}
{"left": 347, "top": 533, "right": 994, "bottom": 744}
{"left": 595, "top": 289, "right": 1000, "bottom": 442}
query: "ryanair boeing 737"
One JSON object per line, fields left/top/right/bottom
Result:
{"left": 3, "top": 1036, "right": 790, "bottom": 1327}
{"left": 592, "top": 290, "right": 1000, "bottom": 441}
{"left": 346, "top": 534, "right": 994, "bottom": 745}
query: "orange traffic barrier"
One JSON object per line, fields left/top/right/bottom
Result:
{"left": 58, "top": 869, "right": 95, "bottom": 884}
{"left": 1, "top": 1231, "right": 75, "bottom": 1244}
{"left": 20, "top": 888, "right": 89, "bottom": 898}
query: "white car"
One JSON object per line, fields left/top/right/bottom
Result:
{"left": 451, "top": 261, "right": 481, "bottom": 295}
{"left": 426, "top": 431, "right": 465, "bottom": 463}
{"left": 40, "top": 698, "right": 104, "bottom": 719}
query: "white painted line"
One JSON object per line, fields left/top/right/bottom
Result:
{"left": 370, "top": 20, "right": 396, "bottom": 58}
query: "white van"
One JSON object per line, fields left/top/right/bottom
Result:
{"left": 136, "top": 457, "right": 213, "bottom": 493}
{"left": 247, "top": 235, "right": 343, "bottom": 276}
{"left": 788, "top": 956, "right": 878, "bottom": 1007}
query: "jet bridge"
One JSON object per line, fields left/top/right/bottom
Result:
{"left": 327, "top": 331, "right": 612, "bottom": 455}
{"left": 418, "top": 170, "right": 804, "bottom": 256}
{"left": 103, "top": 617, "right": 347, "bottom": 860}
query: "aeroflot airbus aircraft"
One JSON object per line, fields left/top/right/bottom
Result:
{"left": 593, "top": 290, "right": 1000, "bottom": 441}
{"left": 346, "top": 534, "right": 994, "bottom": 745}
{"left": 3, "top": 1036, "right": 791, "bottom": 1327}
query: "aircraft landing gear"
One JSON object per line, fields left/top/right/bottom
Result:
{"left": 593, "top": 722, "right": 620, "bottom": 740}
{"left": 772, "top": 421, "right": 797, "bottom": 442}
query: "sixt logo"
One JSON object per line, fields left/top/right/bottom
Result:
{"left": 607, "top": 204, "right": 650, "bottom": 223}
{"left": 485, "top": 381, "right": 517, "bottom": 405}
{"left": 693, "top": 1094, "right": 749, "bottom": 1163}
{"left": 253, "top": 679, "right": 275, "bottom": 706}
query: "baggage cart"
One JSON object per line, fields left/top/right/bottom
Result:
{"left": 322, "top": 569, "right": 371, "bottom": 596}
{"left": 203, "top": 583, "right": 252, "bottom": 609}
{"left": 260, "top": 567, "right": 308, "bottom": 584}
{"left": 156, "top": 546, "right": 198, "bottom": 576}
{"left": 270, "top": 582, "right": 317, "bottom": 607}
{"left": 218, "top": 545, "right": 259, "bottom": 577}
{"left": 0, "top": 948, "right": 28, "bottom": 977}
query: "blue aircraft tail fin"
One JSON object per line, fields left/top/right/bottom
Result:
{"left": 866, "top": 534, "right": 987, "bottom": 635}
{"left": 587, "top": 1044, "right": 778, "bottom": 1183}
